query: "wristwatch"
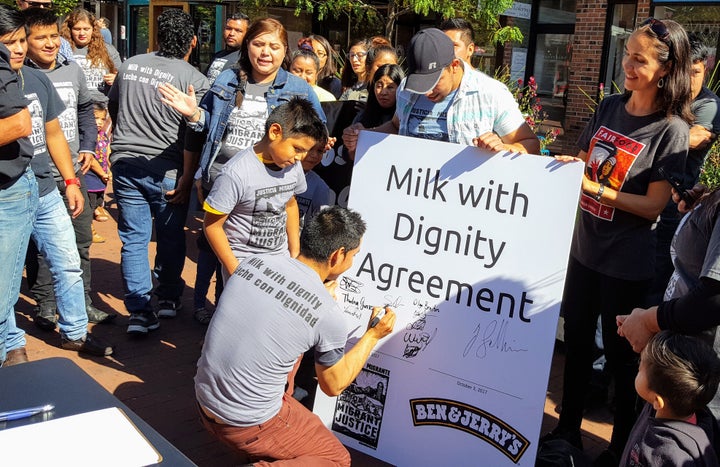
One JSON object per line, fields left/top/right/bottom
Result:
{"left": 594, "top": 184, "right": 604, "bottom": 202}
{"left": 64, "top": 177, "right": 81, "bottom": 187}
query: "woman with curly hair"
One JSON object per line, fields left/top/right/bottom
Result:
{"left": 62, "top": 8, "right": 121, "bottom": 102}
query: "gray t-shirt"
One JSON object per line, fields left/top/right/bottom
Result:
{"left": 39, "top": 60, "right": 92, "bottom": 177}
{"left": 686, "top": 86, "right": 720, "bottom": 185}
{"left": 663, "top": 191, "right": 720, "bottom": 420}
{"left": 297, "top": 169, "right": 333, "bottom": 229}
{"left": 205, "top": 49, "right": 240, "bottom": 84}
{"left": 205, "top": 146, "right": 307, "bottom": 262}
{"left": 210, "top": 82, "right": 269, "bottom": 184}
{"left": 572, "top": 94, "right": 689, "bottom": 280}
{"left": 195, "top": 253, "right": 348, "bottom": 426}
{"left": 71, "top": 43, "right": 122, "bottom": 102}
{"left": 665, "top": 195, "right": 720, "bottom": 301}
{"left": 109, "top": 52, "right": 209, "bottom": 177}
{"left": 22, "top": 66, "right": 64, "bottom": 197}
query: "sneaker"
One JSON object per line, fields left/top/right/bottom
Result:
{"left": 539, "top": 426, "right": 583, "bottom": 451}
{"left": 127, "top": 311, "right": 160, "bottom": 335}
{"left": 157, "top": 299, "right": 182, "bottom": 318}
{"left": 86, "top": 304, "right": 118, "bottom": 324}
{"left": 193, "top": 306, "right": 214, "bottom": 325}
{"left": 61, "top": 334, "right": 114, "bottom": 356}
{"left": 34, "top": 307, "right": 57, "bottom": 331}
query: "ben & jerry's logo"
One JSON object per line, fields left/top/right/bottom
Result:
{"left": 409, "top": 398, "right": 529, "bottom": 463}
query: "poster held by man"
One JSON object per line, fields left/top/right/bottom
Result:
{"left": 313, "top": 131, "right": 584, "bottom": 465}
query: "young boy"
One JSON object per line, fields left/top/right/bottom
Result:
{"left": 621, "top": 331, "right": 720, "bottom": 466}
{"left": 297, "top": 141, "right": 334, "bottom": 230}
{"left": 203, "top": 97, "right": 327, "bottom": 281}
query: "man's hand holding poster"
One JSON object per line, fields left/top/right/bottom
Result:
{"left": 313, "top": 132, "right": 584, "bottom": 465}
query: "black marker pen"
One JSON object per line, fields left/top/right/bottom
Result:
{"left": 370, "top": 306, "right": 388, "bottom": 328}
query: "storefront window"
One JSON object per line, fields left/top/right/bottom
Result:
{"left": 538, "top": 0, "right": 577, "bottom": 24}
{"left": 604, "top": 3, "right": 636, "bottom": 94}
{"left": 129, "top": 5, "right": 148, "bottom": 57}
{"left": 533, "top": 33, "right": 573, "bottom": 97}
{"left": 190, "top": 5, "right": 217, "bottom": 71}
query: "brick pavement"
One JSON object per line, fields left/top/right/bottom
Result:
{"left": 13, "top": 187, "right": 612, "bottom": 465}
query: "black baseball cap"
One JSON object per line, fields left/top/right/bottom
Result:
{"left": 405, "top": 28, "right": 456, "bottom": 94}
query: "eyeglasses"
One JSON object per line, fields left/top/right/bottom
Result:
{"left": 348, "top": 51, "right": 367, "bottom": 60}
{"left": 642, "top": 18, "right": 669, "bottom": 42}
{"left": 23, "top": 0, "right": 54, "bottom": 7}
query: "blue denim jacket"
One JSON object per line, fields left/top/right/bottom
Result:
{"left": 193, "top": 67, "right": 326, "bottom": 182}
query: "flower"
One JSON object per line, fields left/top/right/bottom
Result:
{"left": 494, "top": 67, "right": 561, "bottom": 154}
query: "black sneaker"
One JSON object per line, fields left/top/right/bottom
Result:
{"left": 127, "top": 311, "right": 160, "bottom": 335}
{"left": 157, "top": 299, "right": 182, "bottom": 318}
{"left": 61, "top": 334, "right": 114, "bottom": 356}
{"left": 34, "top": 307, "right": 57, "bottom": 331}
{"left": 86, "top": 304, "right": 118, "bottom": 324}
{"left": 539, "top": 426, "right": 583, "bottom": 451}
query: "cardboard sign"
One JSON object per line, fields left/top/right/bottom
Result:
{"left": 313, "top": 132, "right": 584, "bottom": 465}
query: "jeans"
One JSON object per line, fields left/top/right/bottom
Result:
{"left": 194, "top": 226, "right": 223, "bottom": 309}
{"left": 26, "top": 173, "right": 94, "bottom": 311}
{"left": 6, "top": 188, "right": 88, "bottom": 350}
{"left": 112, "top": 161, "right": 188, "bottom": 313}
{"left": 0, "top": 169, "right": 38, "bottom": 364}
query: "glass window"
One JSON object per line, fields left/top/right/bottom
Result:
{"left": 129, "top": 6, "right": 148, "bottom": 57}
{"left": 191, "top": 5, "right": 216, "bottom": 71}
{"left": 538, "top": 0, "right": 577, "bottom": 24}
{"left": 533, "top": 33, "right": 573, "bottom": 96}
{"left": 604, "top": 3, "right": 636, "bottom": 94}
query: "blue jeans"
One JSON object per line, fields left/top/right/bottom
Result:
{"left": 112, "top": 161, "right": 188, "bottom": 313}
{"left": 0, "top": 169, "right": 38, "bottom": 364}
{"left": 27, "top": 173, "right": 94, "bottom": 311}
{"left": 6, "top": 187, "right": 88, "bottom": 351}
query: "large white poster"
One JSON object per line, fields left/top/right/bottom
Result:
{"left": 314, "top": 132, "right": 584, "bottom": 465}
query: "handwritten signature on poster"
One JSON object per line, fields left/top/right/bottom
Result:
{"left": 463, "top": 319, "right": 528, "bottom": 359}
{"left": 403, "top": 316, "right": 437, "bottom": 358}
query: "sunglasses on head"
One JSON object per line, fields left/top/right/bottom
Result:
{"left": 642, "top": 18, "right": 670, "bottom": 42}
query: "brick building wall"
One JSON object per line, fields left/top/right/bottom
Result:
{"left": 561, "top": 0, "right": 652, "bottom": 154}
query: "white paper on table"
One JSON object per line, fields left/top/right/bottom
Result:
{"left": 0, "top": 407, "right": 162, "bottom": 466}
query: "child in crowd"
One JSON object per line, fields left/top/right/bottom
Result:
{"left": 297, "top": 142, "right": 334, "bottom": 229}
{"left": 203, "top": 97, "right": 327, "bottom": 282}
{"left": 85, "top": 102, "right": 112, "bottom": 243}
{"left": 621, "top": 331, "right": 720, "bottom": 466}
{"left": 289, "top": 48, "right": 336, "bottom": 102}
